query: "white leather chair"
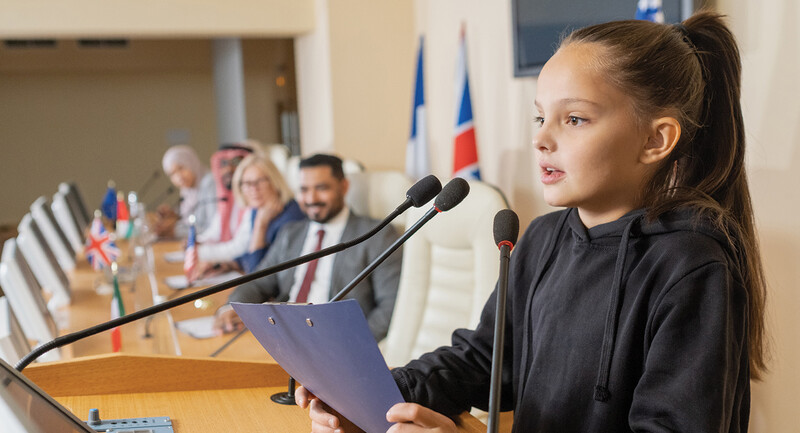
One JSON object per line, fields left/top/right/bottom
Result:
{"left": 346, "top": 171, "right": 413, "bottom": 231}
{"left": 264, "top": 143, "right": 291, "bottom": 178}
{"left": 382, "top": 180, "right": 509, "bottom": 367}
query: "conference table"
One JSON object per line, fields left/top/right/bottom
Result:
{"left": 23, "top": 239, "right": 491, "bottom": 432}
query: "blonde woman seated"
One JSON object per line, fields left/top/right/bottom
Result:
{"left": 191, "top": 154, "right": 305, "bottom": 280}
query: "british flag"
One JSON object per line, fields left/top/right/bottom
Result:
{"left": 452, "top": 26, "right": 481, "bottom": 181}
{"left": 86, "top": 211, "right": 120, "bottom": 271}
{"left": 184, "top": 215, "right": 198, "bottom": 282}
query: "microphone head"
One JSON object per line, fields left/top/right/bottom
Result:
{"left": 434, "top": 177, "right": 470, "bottom": 212}
{"left": 406, "top": 175, "right": 442, "bottom": 207}
{"left": 493, "top": 209, "right": 519, "bottom": 248}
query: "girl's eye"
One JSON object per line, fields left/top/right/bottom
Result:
{"left": 534, "top": 116, "right": 545, "bottom": 127}
{"left": 568, "top": 116, "right": 585, "bottom": 126}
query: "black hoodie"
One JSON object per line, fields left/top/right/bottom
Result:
{"left": 393, "top": 208, "right": 750, "bottom": 432}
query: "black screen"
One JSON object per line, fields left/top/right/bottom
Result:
{"left": 512, "top": 0, "right": 690, "bottom": 76}
{"left": 0, "top": 358, "right": 93, "bottom": 433}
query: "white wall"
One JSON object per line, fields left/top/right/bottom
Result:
{"left": 718, "top": 0, "right": 800, "bottom": 430}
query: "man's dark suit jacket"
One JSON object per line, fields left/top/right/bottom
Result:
{"left": 228, "top": 211, "right": 402, "bottom": 340}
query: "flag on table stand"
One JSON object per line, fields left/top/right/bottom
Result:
{"left": 86, "top": 210, "right": 120, "bottom": 271}
{"left": 452, "top": 26, "right": 481, "bottom": 180}
{"left": 635, "top": 0, "right": 665, "bottom": 23}
{"left": 110, "top": 262, "right": 125, "bottom": 352}
{"left": 184, "top": 215, "right": 198, "bottom": 283}
{"left": 101, "top": 180, "right": 117, "bottom": 223}
{"left": 115, "top": 191, "right": 133, "bottom": 239}
{"left": 406, "top": 36, "right": 430, "bottom": 181}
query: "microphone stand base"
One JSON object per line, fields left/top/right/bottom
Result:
{"left": 270, "top": 392, "right": 297, "bottom": 405}
{"left": 270, "top": 376, "right": 297, "bottom": 405}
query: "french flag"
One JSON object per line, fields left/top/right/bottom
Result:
{"left": 406, "top": 36, "right": 430, "bottom": 181}
{"left": 452, "top": 27, "right": 481, "bottom": 181}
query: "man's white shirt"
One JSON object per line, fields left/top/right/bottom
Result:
{"left": 287, "top": 207, "right": 350, "bottom": 304}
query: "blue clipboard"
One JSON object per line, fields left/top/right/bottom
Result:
{"left": 231, "top": 300, "right": 404, "bottom": 433}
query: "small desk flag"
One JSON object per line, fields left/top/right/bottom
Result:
{"left": 86, "top": 210, "right": 120, "bottom": 271}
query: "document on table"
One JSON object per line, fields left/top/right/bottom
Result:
{"left": 232, "top": 300, "right": 404, "bottom": 433}
{"left": 175, "top": 315, "right": 217, "bottom": 339}
{"left": 163, "top": 250, "right": 185, "bottom": 263}
{"left": 164, "top": 271, "right": 243, "bottom": 290}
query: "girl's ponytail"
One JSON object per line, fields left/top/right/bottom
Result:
{"left": 682, "top": 12, "right": 769, "bottom": 379}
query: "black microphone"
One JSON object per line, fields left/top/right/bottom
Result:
{"left": 137, "top": 169, "right": 162, "bottom": 200}
{"left": 14, "top": 175, "right": 443, "bottom": 371}
{"left": 487, "top": 209, "right": 519, "bottom": 433}
{"left": 330, "top": 177, "right": 470, "bottom": 302}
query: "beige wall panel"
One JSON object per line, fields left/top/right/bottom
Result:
{"left": 0, "top": 0, "right": 314, "bottom": 38}
{"left": 327, "top": 0, "right": 414, "bottom": 171}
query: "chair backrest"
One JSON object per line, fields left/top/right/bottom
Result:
{"left": 382, "top": 180, "right": 509, "bottom": 367}
{"left": 30, "top": 196, "right": 75, "bottom": 272}
{"left": 346, "top": 171, "right": 413, "bottom": 231}
{"left": 264, "top": 143, "right": 291, "bottom": 178}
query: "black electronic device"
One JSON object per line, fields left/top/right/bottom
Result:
{"left": 0, "top": 357, "right": 173, "bottom": 433}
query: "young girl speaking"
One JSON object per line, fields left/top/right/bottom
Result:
{"left": 300, "top": 10, "right": 767, "bottom": 433}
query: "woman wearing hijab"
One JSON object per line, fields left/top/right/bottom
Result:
{"left": 158, "top": 145, "right": 217, "bottom": 237}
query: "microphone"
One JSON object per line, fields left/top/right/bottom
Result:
{"left": 330, "top": 177, "right": 470, "bottom": 302}
{"left": 137, "top": 169, "right": 162, "bottom": 200}
{"left": 487, "top": 209, "right": 519, "bottom": 433}
{"left": 14, "top": 175, "right": 442, "bottom": 371}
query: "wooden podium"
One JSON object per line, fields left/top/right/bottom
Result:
{"left": 23, "top": 354, "right": 487, "bottom": 432}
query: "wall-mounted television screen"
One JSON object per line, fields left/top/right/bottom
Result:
{"left": 512, "top": 0, "right": 695, "bottom": 77}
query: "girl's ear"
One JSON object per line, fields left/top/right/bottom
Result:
{"left": 641, "top": 117, "right": 680, "bottom": 165}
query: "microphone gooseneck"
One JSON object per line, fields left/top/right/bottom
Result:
{"left": 148, "top": 185, "right": 177, "bottom": 209}
{"left": 330, "top": 177, "right": 470, "bottom": 303}
{"left": 137, "top": 169, "right": 162, "bottom": 200}
{"left": 487, "top": 209, "right": 519, "bottom": 433}
{"left": 14, "top": 175, "right": 442, "bottom": 372}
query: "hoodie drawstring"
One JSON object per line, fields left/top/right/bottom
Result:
{"left": 515, "top": 210, "right": 570, "bottom": 412}
{"left": 593, "top": 217, "right": 637, "bottom": 402}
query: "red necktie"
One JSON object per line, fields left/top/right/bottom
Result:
{"left": 295, "top": 229, "right": 325, "bottom": 303}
